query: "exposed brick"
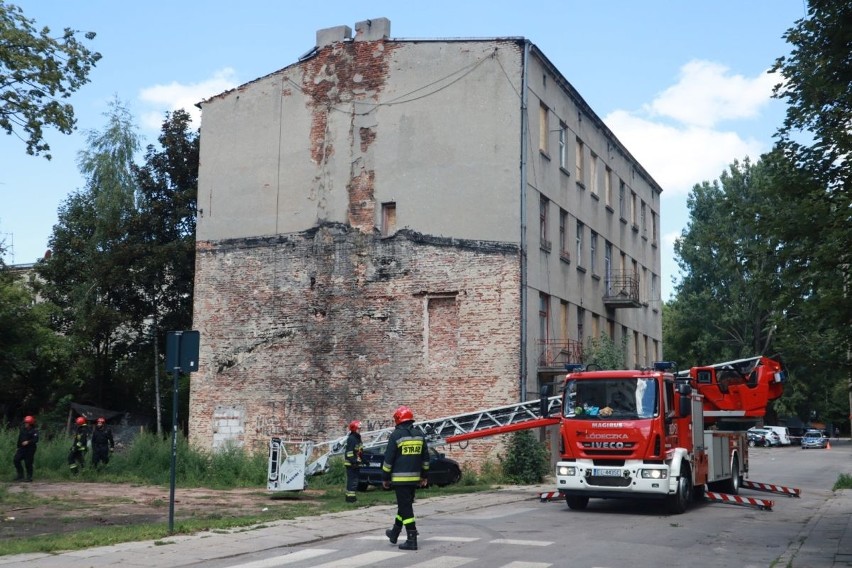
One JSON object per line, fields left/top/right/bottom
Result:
{"left": 190, "top": 225, "right": 521, "bottom": 468}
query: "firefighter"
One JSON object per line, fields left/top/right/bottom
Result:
{"left": 13, "top": 416, "right": 39, "bottom": 482}
{"left": 382, "top": 405, "right": 429, "bottom": 551}
{"left": 344, "top": 419, "right": 363, "bottom": 503}
{"left": 68, "top": 416, "right": 89, "bottom": 475}
{"left": 91, "top": 417, "right": 115, "bottom": 469}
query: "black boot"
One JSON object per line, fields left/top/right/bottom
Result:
{"left": 399, "top": 530, "right": 418, "bottom": 551}
{"left": 345, "top": 495, "right": 357, "bottom": 503}
{"left": 386, "top": 524, "right": 402, "bottom": 544}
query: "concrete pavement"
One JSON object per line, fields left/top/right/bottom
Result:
{"left": 1, "top": 483, "right": 850, "bottom": 567}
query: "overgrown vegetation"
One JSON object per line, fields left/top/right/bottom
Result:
{"left": 500, "top": 431, "right": 550, "bottom": 484}
{"left": 0, "top": 429, "right": 537, "bottom": 555}
{"left": 834, "top": 474, "right": 852, "bottom": 491}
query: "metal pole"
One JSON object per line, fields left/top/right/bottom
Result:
{"left": 168, "top": 332, "right": 182, "bottom": 533}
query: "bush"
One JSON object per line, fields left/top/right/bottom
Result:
{"left": 500, "top": 430, "right": 550, "bottom": 484}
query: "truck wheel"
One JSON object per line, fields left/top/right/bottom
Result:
{"left": 566, "top": 496, "right": 589, "bottom": 510}
{"left": 720, "top": 456, "right": 740, "bottom": 495}
{"left": 666, "top": 466, "right": 692, "bottom": 514}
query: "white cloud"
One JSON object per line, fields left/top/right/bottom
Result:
{"left": 138, "top": 68, "right": 238, "bottom": 131}
{"left": 647, "top": 60, "right": 777, "bottom": 128}
{"left": 602, "top": 59, "right": 776, "bottom": 196}
{"left": 605, "top": 110, "right": 763, "bottom": 195}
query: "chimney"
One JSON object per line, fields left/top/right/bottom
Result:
{"left": 354, "top": 18, "right": 390, "bottom": 42}
{"left": 316, "top": 25, "right": 352, "bottom": 49}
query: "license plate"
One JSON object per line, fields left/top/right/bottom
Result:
{"left": 592, "top": 468, "right": 621, "bottom": 477}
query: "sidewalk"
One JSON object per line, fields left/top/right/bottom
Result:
{"left": 1, "top": 485, "right": 850, "bottom": 567}
{"left": 0, "top": 486, "right": 543, "bottom": 568}
{"left": 777, "top": 488, "right": 852, "bottom": 567}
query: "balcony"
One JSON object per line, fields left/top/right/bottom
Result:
{"left": 537, "top": 339, "right": 584, "bottom": 376}
{"left": 603, "top": 271, "right": 641, "bottom": 308}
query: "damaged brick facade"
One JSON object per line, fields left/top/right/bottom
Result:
{"left": 191, "top": 226, "right": 520, "bottom": 460}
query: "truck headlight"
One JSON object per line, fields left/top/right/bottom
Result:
{"left": 557, "top": 465, "right": 576, "bottom": 476}
{"left": 640, "top": 469, "right": 667, "bottom": 479}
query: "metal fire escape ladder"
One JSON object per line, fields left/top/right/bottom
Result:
{"left": 268, "top": 395, "right": 564, "bottom": 491}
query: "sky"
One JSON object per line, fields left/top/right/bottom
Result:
{"left": 0, "top": 0, "right": 808, "bottom": 300}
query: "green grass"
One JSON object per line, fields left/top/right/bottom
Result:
{"left": 833, "top": 473, "right": 852, "bottom": 490}
{"left": 0, "top": 428, "right": 508, "bottom": 556}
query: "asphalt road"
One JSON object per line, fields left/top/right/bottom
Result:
{"left": 205, "top": 442, "right": 847, "bottom": 568}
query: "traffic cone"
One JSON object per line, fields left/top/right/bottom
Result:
{"left": 826, "top": 440, "right": 831, "bottom": 449}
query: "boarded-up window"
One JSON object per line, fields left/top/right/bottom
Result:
{"left": 426, "top": 296, "right": 458, "bottom": 365}
{"left": 382, "top": 202, "right": 396, "bottom": 236}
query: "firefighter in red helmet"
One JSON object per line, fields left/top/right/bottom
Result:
{"left": 344, "top": 419, "right": 364, "bottom": 503}
{"left": 382, "top": 405, "right": 429, "bottom": 551}
{"left": 91, "top": 417, "right": 115, "bottom": 470}
{"left": 13, "top": 416, "right": 39, "bottom": 482}
{"left": 68, "top": 416, "right": 89, "bottom": 475}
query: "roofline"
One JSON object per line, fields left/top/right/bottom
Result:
{"left": 527, "top": 43, "right": 664, "bottom": 196}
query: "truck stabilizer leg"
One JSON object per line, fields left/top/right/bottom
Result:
{"left": 705, "top": 490, "right": 774, "bottom": 511}
{"left": 539, "top": 491, "right": 560, "bottom": 503}
{"left": 740, "top": 480, "right": 801, "bottom": 497}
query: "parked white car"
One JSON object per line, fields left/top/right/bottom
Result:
{"left": 762, "top": 425, "right": 792, "bottom": 446}
{"left": 748, "top": 427, "right": 781, "bottom": 446}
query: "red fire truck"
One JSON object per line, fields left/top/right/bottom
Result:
{"left": 269, "top": 356, "right": 788, "bottom": 514}
{"left": 550, "top": 356, "right": 786, "bottom": 513}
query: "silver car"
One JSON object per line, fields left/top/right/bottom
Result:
{"left": 801, "top": 430, "right": 828, "bottom": 449}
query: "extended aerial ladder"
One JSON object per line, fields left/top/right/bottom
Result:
{"left": 267, "top": 394, "right": 562, "bottom": 491}
{"left": 268, "top": 356, "right": 789, "bottom": 493}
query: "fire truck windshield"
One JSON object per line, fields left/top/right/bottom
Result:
{"left": 563, "top": 378, "right": 658, "bottom": 419}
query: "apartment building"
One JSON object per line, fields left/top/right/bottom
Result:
{"left": 189, "top": 18, "right": 662, "bottom": 458}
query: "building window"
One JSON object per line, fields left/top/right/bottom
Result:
{"left": 619, "top": 181, "right": 626, "bottom": 219}
{"left": 634, "top": 331, "right": 640, "bottom": 368}
{"left": 607, "top": 319, "right": 615, "bottom": 340}
{"left": 558, "top": 123, "right": 567, "bottom": 170}
{"left": 605, "top": 167, "right": 613, "bottom": 206}
{"left": 590, "top": 231, "right": 598, "bottom": 274}
{"left": 559, "top": 209, "right": 569, "bottom": 261}
{"left": 577, "top": 307, "right": 585, "bottom": 342}
{"left": 426, "top": 295, "right": 459, "bottom": 366}
{"left": 575, "top": 138, "right": 585, "bottom": 185}
{"left": 540, "top": 197, "right": 550, "bottom": 251}
{"left": 604, "top": 241, "right": 613, "bottom": 294}
{"left": 651, "top": 273, "right": 658, "bottom": 303}
{"left": 589, "top": 153, "right": 598, "bottom": 196}
{"left": 576, "top": 221, "right": 584, "bottom": 267}
{"left": 381, "top": 202, "right": 397, "bottom": 236}
{"left": 539, "top": 104, "right": 549, "bottom": 154}
{"left": 640, "top": 201, "right": 647, "bottom": 236}
{"left": 651, "top": 211, "right": 658, "bottom": 244}
{"left": 591, "top": 313, "right": 600, "bottom": 339}
{"left": 539, "top": 293, "right": 550, "bottom": 343}
{"left": 561, "top": 300, "right": 569, "bottom": 340}
{"left": 631, "top": 191, "right": 638, "bottom": 226}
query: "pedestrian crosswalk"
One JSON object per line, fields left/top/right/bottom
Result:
{"left": 224, "top": 535, "right": 556, "bottom": 568}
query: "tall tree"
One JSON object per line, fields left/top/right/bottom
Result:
{"left": 769, "top": 0, "right": 851, "bottom": 430}
{"left": 667, "top": 158, "right": 783, "bottom": 368}
{"left": 0, "top": 264, "right": 72, "bottom": 422}
{"left": 36, "top": 99, "right": 144, "bottom": 410}
{"left": 0, "top": 1, "right": 101, "bottom": 159}
{"left": 130, "top": 109, "right": 199, "bottom": 434}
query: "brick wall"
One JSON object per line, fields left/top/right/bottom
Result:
{"left": 189, "top": 224, "right": 521, "bottom": 467}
